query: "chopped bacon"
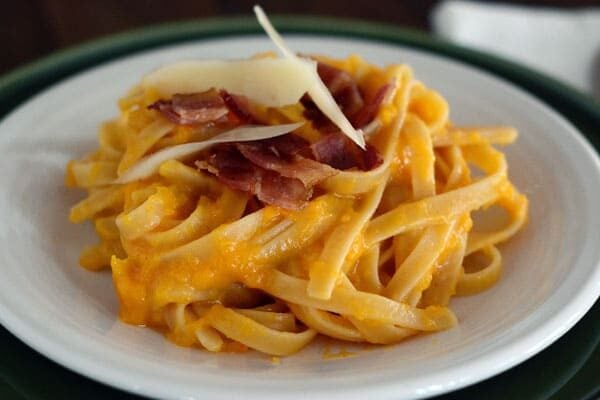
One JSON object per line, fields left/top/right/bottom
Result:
{"left": 257, "top": 171, "right": 311, "bottom": 210}
{"left": 199, "top": 146, "right": 258, "bottom": 192}
{"left": 236, "top": 140, "right": 336, "bottom": 186}
{"left": 197, "top": 145, "right": 311, "bottom": 210}
{"left": 148, "top": 89, "right": 229, "bottom": 125}
{"left": 310, "top": 132, "right": 383, "bottom": 171}
{"left": 148, "top": 89, "right": 258, "bottom": 126}
{"left": 363, "top": 143, "right": 384, "bottom": 170}
{"left": 260, "top": 134, "right": 311, "bottom": 156}
{"left": 316, "top": 62, "right": 365, "bottom": 117}
{"left": 219, "top": 90, "right": 256, "bottom": 124}
{"left": 194, "top": 131, "right": 382, "bottom": 209}
{"left": 351, "top": 84, "right": 392, "bottom": 128}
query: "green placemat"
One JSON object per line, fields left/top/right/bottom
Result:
{"left": 1, "top": 15, "right": 599, "bottom": 400}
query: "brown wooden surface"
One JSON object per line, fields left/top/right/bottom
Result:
{"left": 2, "top": 0, "right": 600, "bottom": 76}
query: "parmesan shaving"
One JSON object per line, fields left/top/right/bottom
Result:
{"left": 253, "top": 5, "right": 296, "bottom": 60}
{"left": 142, "top": 59, "right": 316, "bottom": 107}
{"left": 115, "top": 123, "right": 303, "bottom": 183}
{"left": 253, "top": 5, "right": 366, "bottom": 149}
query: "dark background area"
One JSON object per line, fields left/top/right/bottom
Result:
{"left": 3, "top": 0, "right": 600, "bottom": 77}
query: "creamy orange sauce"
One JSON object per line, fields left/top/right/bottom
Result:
{"left": 111, "top": 194, "right": 354, "bottom": 331}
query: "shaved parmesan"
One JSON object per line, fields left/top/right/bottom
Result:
{"left": 143, "top": 59, "right": 316, "bottom": 107}
{"left": 115, "top": 122, "right": 303, "bottom": 184}
{"left": 254, "top": 5, "right": 366, "bottom": 149}
{"left": 253, "top": 6, "right": 297, "bottom": 60}
{"left": 306, "top": 76, "right": 366, "bottom": 149}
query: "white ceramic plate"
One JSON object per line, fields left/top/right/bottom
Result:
{"left": 0, "top": 36, "right": 599, "bottom": 400}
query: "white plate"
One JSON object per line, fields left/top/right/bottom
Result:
{"left": 0, "top": 36, "right": 599, "bottom": 400}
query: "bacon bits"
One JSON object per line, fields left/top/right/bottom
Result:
{"left": 196, "top": 132, "right": 382, "bottom": 210}
{"left": 197, "top": 145, "right": 313, "bottom": 210}
{"left": 316, "top": 62, "right": 365, "bottom": 118}
{"left": 236, "top": 141, "right": 336, "bottom": 187}
{"left": 219, "top": 90, "right": 256, "bottom": 124}
{"left": 148, "top": 89, "right": 255, "bottom": 126}
{"left": 350, "top": 84, "right": 392, "bottom": 129}
{"left": 310, "top": 132, "right": 383, "bottom": 171}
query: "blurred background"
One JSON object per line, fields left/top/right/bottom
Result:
{"left": 2, "top": 0, "right": 600, "bottom": 96}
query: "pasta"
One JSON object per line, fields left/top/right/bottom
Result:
{"left": 65, "top": 8, "right": 528, "bottom": 356}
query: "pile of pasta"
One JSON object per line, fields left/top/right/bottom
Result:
{"left": 66, "top": 54, "right": 528, "bottom": 356}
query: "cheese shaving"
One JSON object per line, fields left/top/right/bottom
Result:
{"left": 115, "top": 122, "right": 303, "bottom": 183}
{"left": 253, "top": 5, "right": 366, "bottom": 149}
{"left": 142, "top": 59, "right": 316, "bottom": 107}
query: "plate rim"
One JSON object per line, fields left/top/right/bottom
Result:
{"left": 0, "top": 15, "right": 599, "bottom": 400}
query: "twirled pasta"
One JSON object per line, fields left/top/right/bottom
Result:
{"left": 66, "top": 54, "right": 528, "bottom": 356}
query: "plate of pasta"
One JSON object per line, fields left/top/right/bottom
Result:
{"left": 0, "top": 8, "right": 599, "bottom": 400}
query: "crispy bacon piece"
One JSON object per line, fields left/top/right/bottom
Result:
{"left": 316, "top": 62, "right": 365, "bottom": 117}
{"left": 219, "top": 90, "right": 255, "bottom": 124}
{"left": 199, "top": 146, "right": 257, "bottom": 192}
{"left": 363, "top": 143, "right": 384, "bottom": 170}
{"left": 148, "top": 89, "right": 229, "bottom": 125}
{"left": 258, "top": 171, "right": 311, "bottom": 210}
{"left": 148, "top": 89, "right": 257, "bottom": 126}
{"left": 236, "top": 141, "right": 336, "bottom": 186}
{"left": 260, "top": 134, "right": 312, "bottom": 156}
{"left": 198, "top": 146, "right": 311, "bottom": 210}
{"left": 310, "top": 132, "right": 383, "bottom": 171}
{"left": 350, "top": 84, "right": 392, "bottom": 128}
{"left": 195, "top": 132, "right": 382, "bottom": 209}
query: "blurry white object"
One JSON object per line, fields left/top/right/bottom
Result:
{"left": 432, "top": 0, "right": 600, "bottom": 96}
